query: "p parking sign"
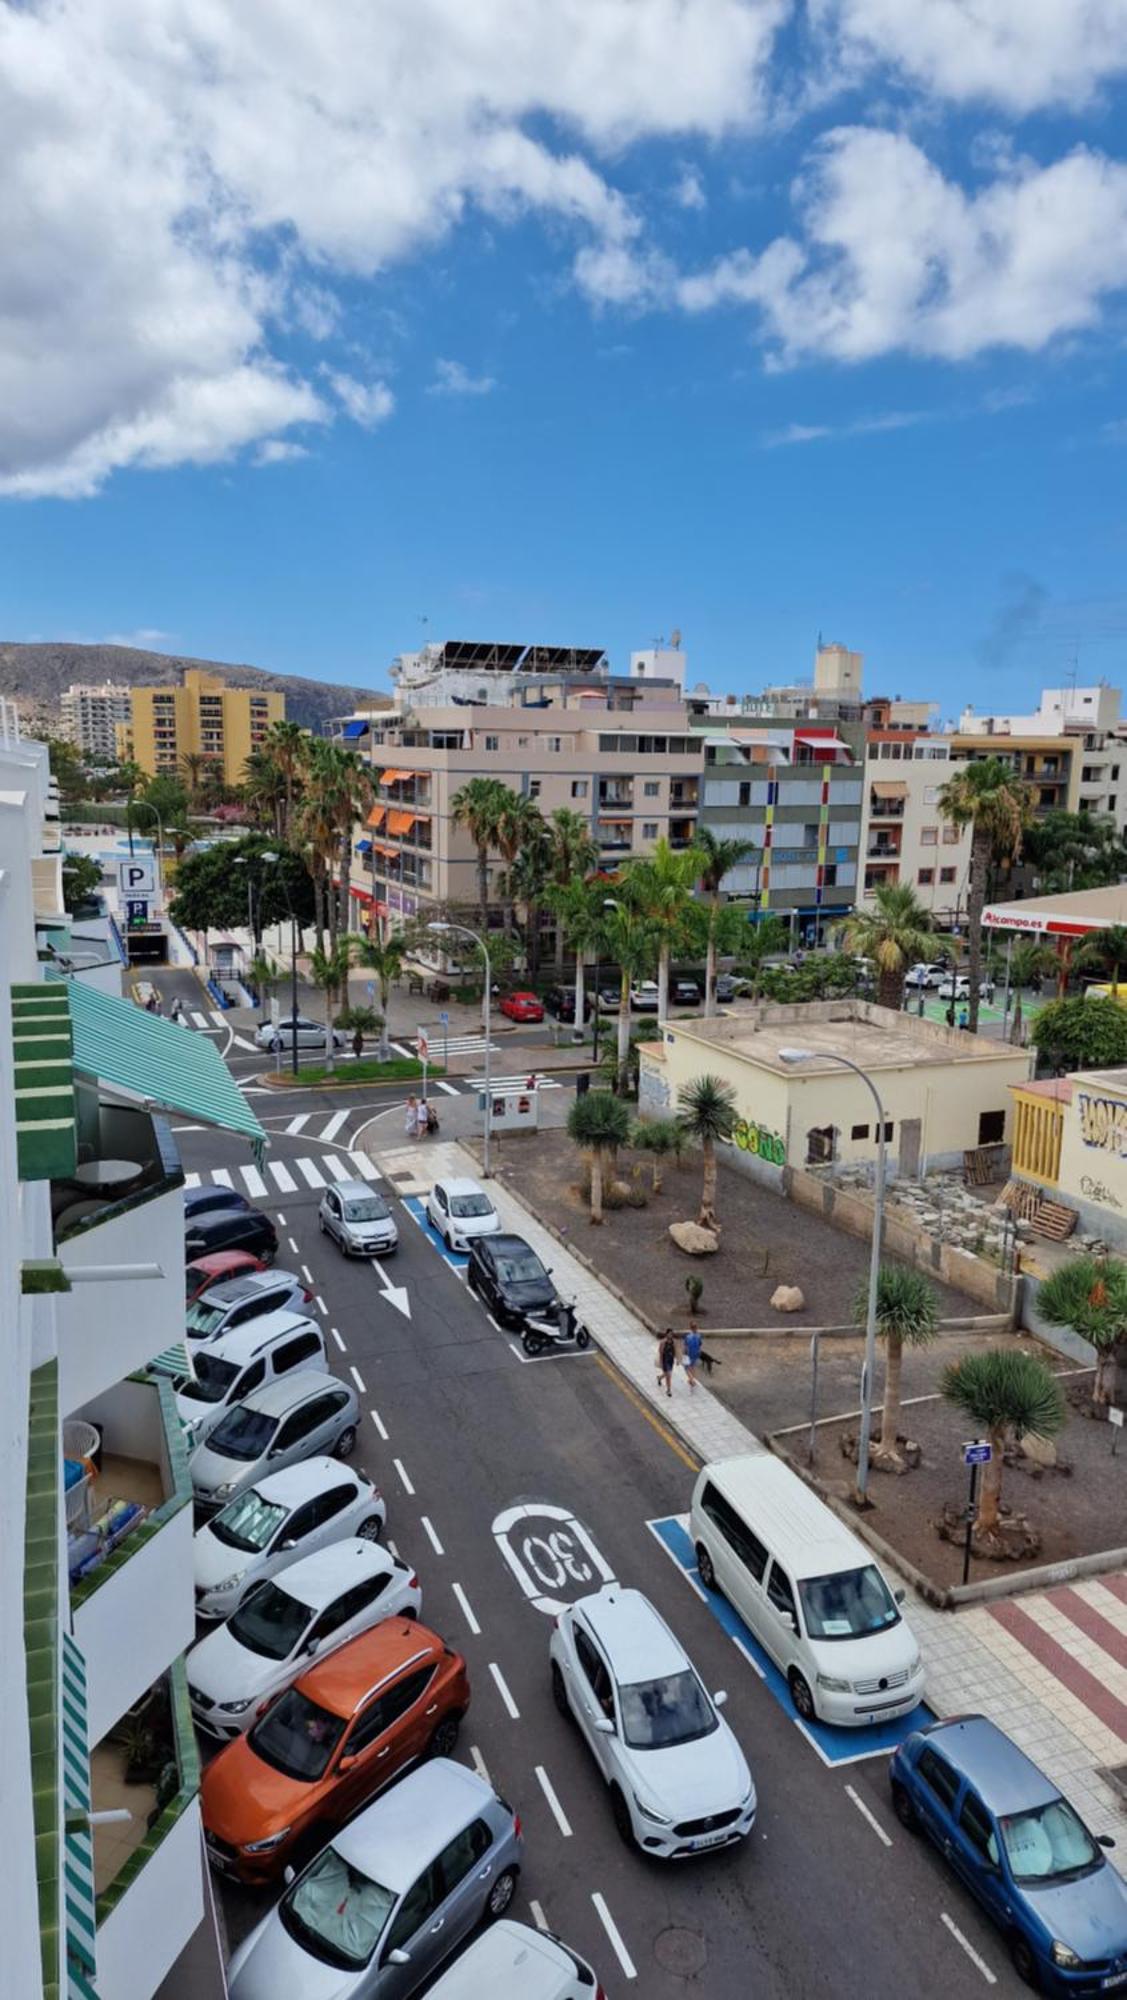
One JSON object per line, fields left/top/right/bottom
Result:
{"left": 117, "top": 858, "right": 155, "bottom": 899}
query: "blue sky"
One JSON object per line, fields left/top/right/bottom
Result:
{"left": 6, "top": 1, "right": 1127, "bottom": 718}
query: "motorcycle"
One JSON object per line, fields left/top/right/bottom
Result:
{"left": 518, "top": 1296, "right": 592, "bottom": 1358}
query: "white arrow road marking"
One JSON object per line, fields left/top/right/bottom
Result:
{"left": 372, "top": 1259, "right": 411, "bottom": 1318}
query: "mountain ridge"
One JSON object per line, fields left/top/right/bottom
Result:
{"left": 0, "top": 641, "right": 388, "bottom": 735}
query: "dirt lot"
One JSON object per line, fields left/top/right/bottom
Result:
{"left": 774, "top": 1370, "right": 1127, "bottom": 1588}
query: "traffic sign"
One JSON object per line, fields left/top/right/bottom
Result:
{"left": 439, "top": 1009, "right": 450, "bottom": 1027}
{"left": 117, "top": 857, "right": 155, "bottom": 899}
{"left": 125, "top": 899, "right": 149, "bottom": 924}
{"left": 417, "top": 1026, "right": 429, "bottom": 1061}
{"left": 963, "top": 1440, "right": 992, "bottom": 1466}
{"left": 1110, "top": 1407, "right": 1124, "bottom": 1429}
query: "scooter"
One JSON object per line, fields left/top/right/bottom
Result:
{"left": 519, "top": 1296, "right": 592, "bottom": 1358}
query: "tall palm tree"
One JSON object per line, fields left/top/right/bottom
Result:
{"left": 240, "top": 748, "right": 287, "bottom": 838}
{"left": 295, "top": 783, "right": 337, "bottom": 953}
{"left": 494, "top": 791, "right": 545, "bottom": 939}
{"left": 308, "top": 938, "right": 353, "bottom": 1076}
{"left": 938, "top": 757, "right": 1032, "bottom": 1030}
{"left": 509, "top": 817, "right": 552, "bottom": 979}
{"left": 549, "top": 877, "right": 605, "bottom": 1031}
{"left": 1037, "top": 1256, "right": 1127, "bottom": 1408}
{"left": 599, "top": 893, "right": 658, "bottom": 1092}
{"left": 838, "top": 883, "right": 934, "bottom": 1012}
{"left": 695, "top": 828, "right": 759, "bottom": 1017}
{"left": 738, "top": 913, "right": 789, "bottom": 1000}
{"left": 625, "top": 838, "right": 703, "bottom": 1025}
{"left": 1080, "top": 925, "right": 1127, "bottom": 995}
{"left": 350, "top": 930, "right": 405, "bottom": 1062}
{"left": 546, "top": 809, "right": 598, "bottom": 975}
{"left": 302, "top": 741, "right": 373, "bottom": 953}
{"left": 568, "top": 1091, "right": 632, "bottom": 1224}
{"left": 941, "top": 1349, "right": 1065, "bottom": 1538}
{"left": 178, "top": 750, "right": 208, "bottom": 804}
{"left": 265, "top": 719, "right": 309, "bottom": 842}
{"left": 451, "top": 777, "right": 509, "bottom": 931}
{"left": 677, "top": 1074, "right": 738, "bottom": 1229}
{"left": 858, "top": 1265, "right": 938, "bottom": 1468}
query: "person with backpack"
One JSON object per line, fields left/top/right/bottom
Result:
{"left": 656, "top": 1326, "right": 678, "bottom": 1399}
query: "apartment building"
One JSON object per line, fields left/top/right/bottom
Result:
{"left": 117, "top": 668, "right": 283, "bottom": 784}
{"left": 696, "top": 722, "right": 863, "bottom": 941}
{"left": 59, "top": 684, "right": 133, "bottom": 762}
{"left": 958, "top": 684, "right": 1125, "bottom": 830}
{"left": 2, "top": 719, "right": 264, "bottom": 2000}
{"left": 857, "top": 733, "right": 972, "bottom": 922}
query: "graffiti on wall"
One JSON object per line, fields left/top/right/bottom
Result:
{"left": 1077, "top": 1092, "right": 1127, "bottom": 1157}
{"left": 725, "top": 1116, "right": 786, "bottom": 1166}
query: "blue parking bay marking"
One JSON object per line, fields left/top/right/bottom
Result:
{"left": 646, "top": 1515, "right": 933, "bottom": 1769}
{"left": 404, "top": 1195, "right": 468, "bottom": 1273}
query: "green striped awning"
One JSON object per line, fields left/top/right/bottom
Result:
{"left": 67, "top": 979, "right": 266, "bottom": 1165}
{"left": 61, "top": 1635, "right": 98, "bottom": 1997}
{"left": 147, "top": 1342, "right": 192, "bottom": 1383}
{"left": 12, "top": 984, "right": 78, "bottom": 1182}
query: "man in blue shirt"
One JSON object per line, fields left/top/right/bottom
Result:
{"left": 683, "top": 1322, "right": 703, "bottom": 1393}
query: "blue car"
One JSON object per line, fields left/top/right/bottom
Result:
{"left": 890, "top": 1715, "right": 1127, "bottom": 1993}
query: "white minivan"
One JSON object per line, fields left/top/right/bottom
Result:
{"left": 689, "top": 1455, "right": 925, "bottom": 1727}
{"left": 176, "top": 1311, "right": 326, "bottom": 1448}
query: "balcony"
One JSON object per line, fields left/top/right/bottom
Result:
{"left": 69, "top": 1372, "right": 195, "bottom": 1745}
{"left": 597, "top": 822, "right": 633, "bottom": 851}
{"left": 869, "top": 800, "right": 905, "bottom": 820}
{"left": 669, "top": 818, "right": 699, "bottom": 849}
{"left": 866, "top": 839, "right": 902, "bottom": 858}
{"left": 91, "top": 1658, "right": 207, "bottom": 2000}
{"left": 669, "top": 782, "right": 699, "bottom": 807}
{"left": 598, "top": 783, "right": 634, "bottom": 807}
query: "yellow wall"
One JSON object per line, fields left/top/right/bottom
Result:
{"left": 118, "top": 670, "right": 283, "bottom": 783}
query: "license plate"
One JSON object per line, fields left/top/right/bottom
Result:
{"left": 691, "top": 1829, "right": 730, "bottom": 1850}
{"left": 1102, "top": 1973, "right": 1127, "bottom": 1991}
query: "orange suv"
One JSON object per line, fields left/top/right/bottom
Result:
{"left": 201, "top": 1617, "right": 469, "bottom": 1884}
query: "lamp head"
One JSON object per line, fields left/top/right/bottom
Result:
{"left": 428, "top": 921, "right": 451, "bottom": 934}
{"left": 777, "top": 1045, "right": 815, "bottom": 1065}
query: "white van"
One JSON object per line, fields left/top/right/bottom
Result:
{"left": 175, "top": 1310, "right": 326, "bottom": 1448}
{"left": 689, "top": 1455, "right": 924, "bottom": 1727}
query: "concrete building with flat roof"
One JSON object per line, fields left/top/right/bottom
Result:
{"left": 116, "top": 668, "right": 283, "bottom": 784}
{"left": 60, "top": 682, "right": 133, "bottom": 760}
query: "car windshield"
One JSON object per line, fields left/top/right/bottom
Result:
{"left": 495, "top": 1250, "right": 548, "bottom": 1286}
{"left": 999, "top": 1800, "right": 1102, "bottom": 1884}
{"left": 186, "top": 1299, "right": 228, "bottom": 1339}
{"left": 207, "top": 1405, "right": 277, "bottom": 1462}
{"left": 799, "top": 1565, "right": 900, "bottom": 1641}
{"left": 281, "top": 1846, "right": 394, "bottom": 1970}
{"left": 249, "top": 1687, "right": 347, "bottom": 1781}
{"left": 179, "top": 1353, "right": 239, "bottom": 1405}
{"left": 186, "top": 1267, "right": 214, "bottom": 1301}
{"left": 450, "top": 1192, "right": 493, "bottom": 1219}
{"left": 619, "top": 1667, "right": 718, "bottom": 1749}
{"left": 228, "top": 1580, "right": 312, "bottom": 1660}
{"left": 209, "top": 1488, "right": 287, "bottom": 1553}
{"left": 342, "top": 1198, "right": 386, "bottom": 1223}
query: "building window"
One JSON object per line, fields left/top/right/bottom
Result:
{"left": 923, "top": 785, "right": 939, "bottom": 803}
{"left": 738, "top": 781, "right": 751, "bottom": 807}
{"left": 485, "top": 735, "right": 499, "bottom": 752}
{"left": 571, "top": 780, "right": 588, "bottom": 799}
{"left": 806, "top": 1125, "right": 836, "bottom": 1165}
{"left": 529, "top": 780, "right": 541, "bottom": 799}
{"left": 918, "top": 867, "right": 934, "bottom": 885}
{"left": 823, "top": 864, "right": 837, "bottom": 886}
{"left": 642, "top": 822, "right": 659, "bottom": 840}
{"left": 1110, "top": 796, "right": 1118, "bottom": 812}
{"left": 978, "top": 1110, "right": 1005, "bottom": 1146}
{"left": 1113, "top": 766, "right": 1121, "bottom": 780}
{"left": 548, "top": 736, "right": 563, "bottom": 752}
{"left": 939, "top": 867, "right": 956, "bottom": 884}
{"left": 851, "top": 1123, "right": 869, "bottom": 1141}
{"left": 921, "top": 825, "right": 937, "bottom": 845}
{"left": 644, "top": 780, "right": 660, "bottom": 797}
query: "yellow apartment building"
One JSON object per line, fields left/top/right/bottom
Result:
{"left": 116, "top": 669, "right": 283, "bottom": 784}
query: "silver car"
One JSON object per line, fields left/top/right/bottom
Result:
{"left": 190, "top": 1370, "right": 359, "bottom": 1520}
{"left": 186, "top": 1269, "right": 311, "bottom": 1346}
{"left": 320, "top": 1181, "right": 399, "bottom": 1257}
{"left": 193, "top": 1456, "right": 385, "bottom": 1620}
{"left": 255, "top": 1013, "right": 347, "bottom": 1054}
{"left": 228, "top": 1759, "right": 524, "bottom": 1999}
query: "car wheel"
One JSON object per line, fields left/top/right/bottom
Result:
{"left": 486, "top": 1867, "right": 517, "bottom": 1923}
{"left": 318, "top": 1214, "right": 326, "bottom": 1233}
{"left": 610, "top": 1786, "right": 635, "bottom": 1849}
{"left": 357, "top": 1515, "right": 382, "bottom": 1542}
{"left": 333, "top": 1425, "right": 357, "bottom": 1460}
{"left": 788, "top": 1669, "right": 816, "bottom": 1722}
{"left": 427, "top": 1712, "right": 461, "bottom": 1759}
{"left": 1010, "top": 1936, "right": 1038, "bottom": 1988}
{"left": 891, "top": 1782, "right": 917, "bottom": 1833}
{"left": 551, "top": 1662, "right": 573, "bottom": 1722}
{"left": 695, "top": 1542, "right": 717, "bottom": 1593}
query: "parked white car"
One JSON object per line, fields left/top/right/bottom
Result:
{"left": 424, "top": 1921, "right": 600, "bottom": 1999}
{"left": 176, "top": 1312, "right": 326, "bottom": 1449}
{"left": 187, "top": 1538, "right": 421, "bottom": 1739}
{"left": 193, "top": 1457, "right": 385, "bottom": 1620}
{"left": 425, "top": 1177, "right": 500, "bottom": 1252}
{"left": 903, "top": 963, "right": 945, "bottom": 990}
{"left": 254, "top": 1014, "right": 346, "bottom": 1054}
{"left": 549, "top": 1584, "right": 756, "bottom": 1859}
{"left": 937, "top": 975, "right": 992, "bottom": 1001}
{"left": 630, "top": 981, "right": 660, "bottom": 1012}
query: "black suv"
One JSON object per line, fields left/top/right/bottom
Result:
{"left": 184, "top": 1207, "right": 278, "bottom": 1266}
{"left": 544, "top": 986, "right": 592, "bottom": 1023}
{"left": 467, "top": 1232, "right": 558, "bottom": 1328}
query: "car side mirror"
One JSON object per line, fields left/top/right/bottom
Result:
{"left": 713, "top": 1690, "right": 728, "bottom": 1708}
{"left": 894, "top": 1589, "right": 906, "bottom": 1604}
{"left": 1099, "top": 1834, "right": 1116, "bottom": 1850}
{"left": 336, "top": 1753, "right": 357, "bottom": 1773}
{"left": 280, "top": 1537, "right": 297, "bottom": 1551}
{"left": 283, "top": 1866, "right": 295, "bottom": 1886}
{"left": 594, "top": 1716, "right": 615, "bottom": 1735}
{"left": 388, "top": 1949, "right": 411, "bottom": 1968}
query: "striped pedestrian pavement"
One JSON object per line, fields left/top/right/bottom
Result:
{"left": 465, "top": 1071, "right": 563, "bottom": 1090}
{"left": 414, "top": 1033, "right": 501, "bottom": 1058}
{"left": 182, "top": 1150, "right": 380, "bottom": 1199}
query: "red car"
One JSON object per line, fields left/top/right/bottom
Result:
{"left": 499, "top": 990, "right": 544, "bottom": 1023}
{"left": 185, "top": 1249, "right": 265, "bottom": 1306}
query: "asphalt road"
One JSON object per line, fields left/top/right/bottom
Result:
{"left": 173, "top": 1093, "right": 1022, "bottom": 2000}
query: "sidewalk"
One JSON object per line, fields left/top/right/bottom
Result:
{"left": 369, "top": 1130, "right": 1127, "bottom": 1834}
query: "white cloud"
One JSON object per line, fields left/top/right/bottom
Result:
{"left": 254, "top": 439, "right": 311, "bottom": 464}
{"left": 101, "top": 628, "right": 172, "bottom": 647}
{"left": 813, "top": 0, "right": 1127, "bottom": 114}
{"left": 322, "top": 372, "right": 396, "bottom": 428}
{"left": 763, "top": 410, "right": 926, "bottom": 445}
{"left": 427, "top": 359, "right": 496, "bottom": 397}
{"left": 673, "top": 166, "right": 708, "bottom": 210}
{"left": 678, "top": 131, "right": 1127, "bottom": 362}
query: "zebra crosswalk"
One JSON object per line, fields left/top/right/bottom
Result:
{"left": 466, "top": 1071, "right": 562, "bottom": 1091}
{"left": 187, "top": 1009, "right": 229, "bottom": 1031}
{"left": 412, "top": 1033, "right": 501, "bottom": 1058}
{"left": 183, "top": 1150, "right": 381, "bottom": 1199}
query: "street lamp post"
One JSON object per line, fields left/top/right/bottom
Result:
{"left": 429, "top": 921, "right": 493, "bottom": 1175}
{"left": 261, "top": 850, "right": 300, "bottom": 1078}
{"left": 778, "top": 1045, "right": 888, "bottom": 1506}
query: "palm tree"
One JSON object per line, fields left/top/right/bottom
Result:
{"left": 567, "top": 1091, "right": 632, "bottom": 1224}
{"left": 631, "top": 1116, "right": 685, "bottom": 1193}
{"left": 938, "top": 758, "right": 1032, "bottom": 1030}
{"left": 508, "top": 814, "right": 552, "bottom": 979}
{"left": 265, "top": 719, "right": 309, "bottom": 841}
{"left": 599, "top": 893, "right": 658, "bottom": 1093}
{"left": 1081, "top": 925, "right": 1127, "bottom": 995}
{"left": 695, "top": 829, "right": 758, "bottom": 1016}
{"left": 677, "top": 1074, "right": 738, "bottom": 1229}
{"left": 308, "top": 938, "right": 353, "bottom": 1076}
{"left": 546, "top": 810, "right": 598, "bottom": 975}
{"left": 494, "top": 792, "right": 545, "bottom": 939}
{"left": 451, "top": 777, "right": 509, "bottom": 930}
{"left": 241, "top": 747, "right": 287, "bottom": 838}
{"left": 626, "top": 839, "right": 703, "bottom": 1024}
{"left": 838, "top": 883, "right": 934, "bottom": 1012}
{"left": 941, "top": 1349, "right": 1065, "bottom": 1537}
{"left": 295, "top": 785, "right": 337, "bottom": 953}
{"left": 179, "top": 750, "right": 208, "bottom": 804}
{"left": 858, "top": 1265, "right": 938, "bottom": 1468}
{"left": 351, "top": 930, "right": 405, "bottom": 1062}
{"left": 548, "top": 877, "right": 605, "bottom": 1033}
{"left": 1037, "top": 1256, "right": 1127, "bottom": 1408}
{"left": 737, "top": 913, "right": 789, "bottom": 1000}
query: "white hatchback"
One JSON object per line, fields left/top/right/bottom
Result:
{"left": 425, "top": 1177, "right": 500, "bottom": 1252}
{"left": 193, "top": 1457, "right": 386, "bottom": 1620}
{"left": 187, "top": 1538, "right": 420, "bottom": 1739}
{"left": 549, "top": 1584, "right": 756, "bottom": 1860}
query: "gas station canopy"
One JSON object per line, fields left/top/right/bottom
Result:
{"left": 983, "top": 884, "right": 1127, "bottom": 939}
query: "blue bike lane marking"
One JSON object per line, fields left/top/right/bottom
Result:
{"left": 404, "top": 1195, "right": 468, "bottom": 1272}
{"left": 647, "top": 1515, "right": 933, "bottom": 1769}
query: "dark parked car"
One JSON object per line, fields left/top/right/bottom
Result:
{"left": 714, "top": 973, "right": 739, "bottom": 1003}
{"left": 467, "top": 1232, "right": 558, "bottom": 1328}
{"left": 185, "top": 1208, "right": 278, "bottom": 1267}
{"left": 890, "top": 1715, "right": 1127, "bottom": 1992}
{"left": 672, "top": 978, "right": 702, "bottom": 1007}
{"left": 183, "top": 1185, "right": 252, "bottom": 1223}
{"left": 544, "top": 986, "right": 593, "bottom": 1024}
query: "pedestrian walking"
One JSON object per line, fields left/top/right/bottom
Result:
{"left": 405, "top": 1093, "right": 418, "bottom": 1139}
{"left": 169, "top": 997, "right": 183, "bottom": 1024}
{"left": 416, "top": 1096, "right": 430, "bottom": 1140}
{"left": 958, "top": 1005, "right": 969, "bottom": 1031}
{"left": 656, "top": 1326, "right": 678, "bottom": 1399}
{"left": 683, "top": 1321, "right": 703, "bottom": 1392}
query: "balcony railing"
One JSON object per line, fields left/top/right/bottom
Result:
{"left": 92, "top": 1655, "right": 200, "bottom": 1926}
{"left": 866, "top": 841, "right": 901, "bottom": 858}
{"left": 598, "top": 788, "right": 634, "bottom": 807}
{"left": 869, "top": 801, "right": 905, "bottom": 819}
{"left": 52, "top": 1104, "right": 181, "bottom": 1249}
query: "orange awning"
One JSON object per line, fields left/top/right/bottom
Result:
{"left": 387, "top": 810, "right": 416, "bottom": 836}
{"left": 372, "top": 841, "right": 398, "bottom": 859}
{"left": 367, "top": 803, "right": 387, "bottom": 828}
{"left": 380, "top": 767, "right": 413, "bottom": 784}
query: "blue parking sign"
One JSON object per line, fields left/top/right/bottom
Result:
{"left": 963, "top": 1440, "right": 992, "bottom": 1466}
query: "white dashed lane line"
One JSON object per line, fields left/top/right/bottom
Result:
{"left": 350, "top": 1365, "right": 367, "bottom": 1395}
{"left": 940, "top": 1915, "right": 996, "bottom": 1985}
{"left": 301, "top": 1264, "right": 314, "bottom": 1286}
{"left": 469, "top": 1744, "right": 490, "bottom": 1785}
{"left": 316, "top": 1295, "right": 328, "bottom": 1315}
{"left": 452, "top": 1582, "right": 481, "bottom": 1636}
{"left": 330, "top": 1328, "right": 347, "bottom": 1353}
{"left": 844, "top": 1785, "right": 892, "bottom": 1848}
{"left": 592, "top": 1894, "right": 636, "bottom": 1981}
{"left": 369, "top": 1407, "right": 389, "bottom": 1442}
{"left": 489, "top": 1662, "right": 520, "bottom": 1720}
{"left": 393, "top": 1457, "right": 415, "bottom": 1496}
{"left": 529, "top": 1900, "right": 549, "bottom": 1932}
{"left": 420, "top": 1516, "right": 445, "bottom": 1557}
{"left": 534, "top": 1765, "right": 572, "bottom": 1837}
{"left": 288, "top": 1236, "right": 300, "bottom": 1256}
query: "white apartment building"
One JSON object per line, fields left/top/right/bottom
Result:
{"left": 858, "top": 732, "right": 973, "bottom": 924}
{"left": 59, "top": 684, "right": 133, "bottom": 762}
{"left": 959, "top": 684, "right": 1127, "bottom": 829}
{"left": 2, "top": 712, "right": 264, "bottom": 2000}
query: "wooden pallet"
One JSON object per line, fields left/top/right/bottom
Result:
{"left": 1031, "top": 1199, "right": 1078, "bottom": 1241}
